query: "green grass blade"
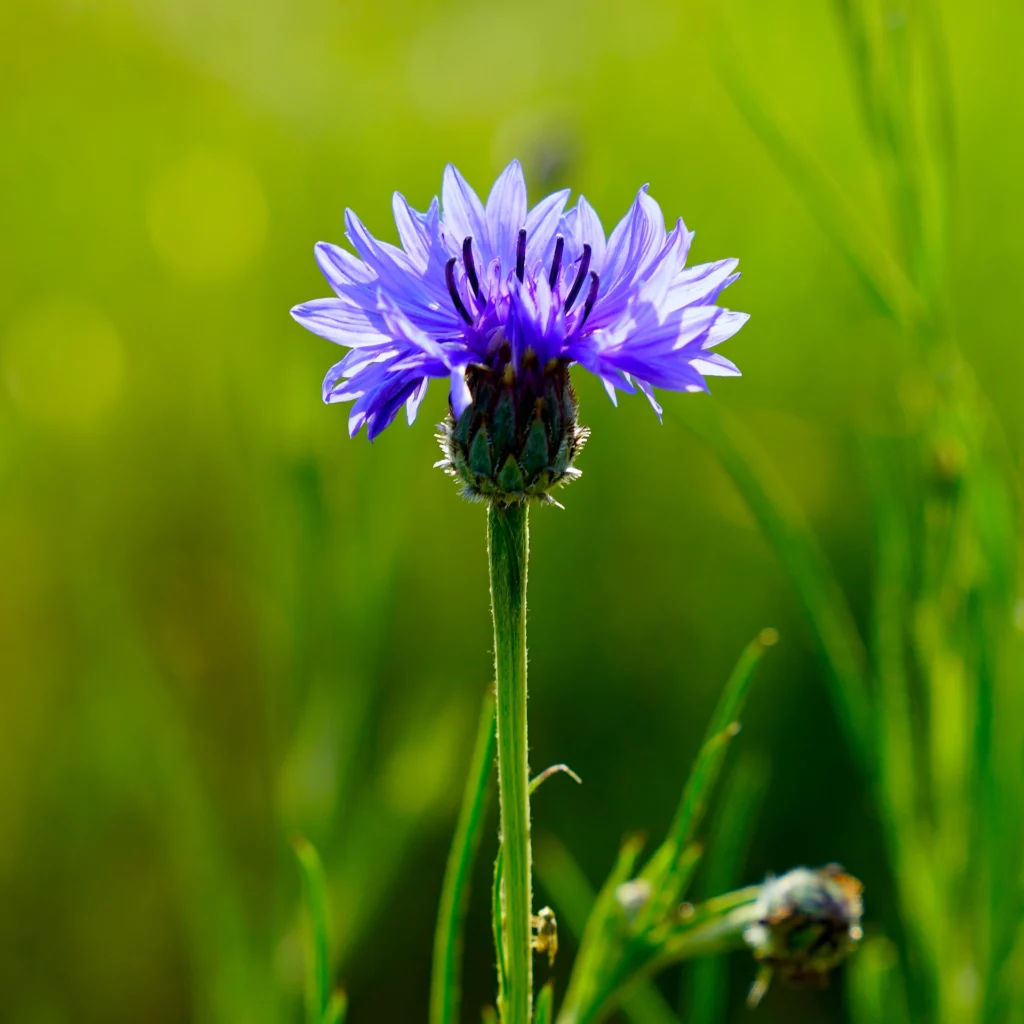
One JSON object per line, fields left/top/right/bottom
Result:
{"left": 643, "top": 628, "right": 777, "bottom": 905}
{"left": 535, "top": 834, "right": 682, "bottom": 1024}
{"left": 846, "top": 936, "right": 912, "bottom": 1024}
{"left": 672, "top": 402, "right": 875, "bottom": 774}
{"left": 714, "top": 26, "right": 925, "bottom": 329}
{"left": 557, "top": 834, "right": 646, "bottom": 1022}
{"left": 533, "top": 832, "right": 596, "bottom": 937}
{"left": 430, "top": 689, "right": 497, "bottom": 1024}
{"left": 620, "top": 987, "right": 682, "bottom": 1024}
{"left": 685, "top": 754, "right": 769, "bottom": 1024}
{"left": 534, "top": 981, "right": 554, "bottom": 1024}
{"left": 865, "top": 439, "right": 943, "bottom": 981}
{"left": 292, "top": 836, "right": 333, "bottom": 1024}
{"left": 321, "top": 990, "right": 349, "bottom": 1024}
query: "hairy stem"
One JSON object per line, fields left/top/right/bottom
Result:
{"left": 488, "top": 502, "right": 532, "bottom": 1024}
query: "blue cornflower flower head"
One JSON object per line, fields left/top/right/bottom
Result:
{"left": 291, "top": 160, "right": 748, "bottom": 503}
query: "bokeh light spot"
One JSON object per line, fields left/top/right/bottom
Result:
{"left": 3, "top": 299, "right": 124, "bottom": 431}
{"left": 147, "top": 150, "right": 267, "bottom": 282}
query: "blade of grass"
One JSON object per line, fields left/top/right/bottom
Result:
{"left": 534, "top": 982, "right": 554, "bottom": 1024}
{"left": 322, "top": 990, "right": 349, "bottom": 1024}
{"left": 292, "top": 836, "right": 333, "bottom": 1024}
{"left": 714, "top": 21, "right": 925, "bottom": 330}
{"left": 865, "top": 438, "right": 943, "bottom": 986}
{"left": 431, "top": 689, "right": 497, "bottom": 1024}
{"left": 846, "top": 936, "right": 912, "bottom": 1024}
{"left": 534, "top": 834, "right": 682, "bottom": 1024}
{"left": 557, "top": 835, "right": 647, "bottom": 1023}
{"left": 640, "top": 627, "right": 778, "bottom": 911}
{"left": 79, "top": 584, "right": 275, "bottom": 1023}
{"left": 685, "top": 754, "right": 769, "bottom": 1024}
{"left": 671, "top": 402, "right": 875, "bottom": 776}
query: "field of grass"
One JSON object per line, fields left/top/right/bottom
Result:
{"left": 1, "top": 1, "right": 1021, "bottom": 1021}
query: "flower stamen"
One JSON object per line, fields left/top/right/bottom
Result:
{"left": 548, "top": 235, "right": 564, "bottom": 290}
{"left": 445, "top": 257, "right": 474, "bottom": 325}
{"left": 576, "top": 272, "right": 600, "bottom": 331}
{"left": 462, "top": 236, "right": 480, "bottom": 298}
{"left": 516, "top": 228, "right": 527, "bottom": 282}
{"left": 564, "top": 244, "right": 592, "bottom": 312}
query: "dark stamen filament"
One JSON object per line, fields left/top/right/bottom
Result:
{"left": 577, "top": 272, "right": 600, "bottom": 331}
{"left": 445, "top": 257, "right": 473, "bottom": 324}
{"left": 462, "top": 236, "right": 480, "bottom": 298}
{"left": 515, "top": 228, "right": 527, "bottom": 282}
{"left": 548, "top": 235, "right": 564, "bottom": 290}
{"left": 563, "top": 243, "right": 592, "bottom": 312}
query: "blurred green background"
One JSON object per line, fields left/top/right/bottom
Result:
{"left": 1, "top": 0, "right": 1021, "bottom": 1021}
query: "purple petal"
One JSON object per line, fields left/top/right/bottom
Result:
{"left": 634, "top": 222, "right": 691, "bottom": 308}
{"left": 704, "top": 310, "right": 750, "bottom": 348}
{"left": 524, "top": 188, "right": 571, "bottom": 268}
{"left": 561, "top": 196, "right": 606, "bottom": 275}
{"left": 486, "top": 160, "right": 528, "bottom": 267}
{"left": 602, "top": 187, "right": 666, "bottom": 292}
{"left": 441, "top": 165, "right": 490, "bottom": 261}
{"left": 634, "top": 377, "right": 664, "bottom": 420}
{"left": 290, "top": 298, "right": 388, "bottom": 347}
{"left": 377, "top": 292, "right": 455, "bottom": 365}
{"left": 345, "top": 209, "right": 421, "bottom": 292}
{"left": 692, "top": 352, "right": 741, "bottom": 376}
{"left": 392, "top": 193, "right": 437, "bottom": 270}
{"left": 666, "top": 259, "right": 740, "bottom": 310}
{"left": 315, "top": 241, "right": 377, "bottom": 297}
{"left": 406, "top": 376, "right": 429, "bottom": 424}
{"left": 449, "top": 364, "right": 472, "bottom": 417}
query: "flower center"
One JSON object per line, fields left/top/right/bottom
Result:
{"left": 444, "top": 232, "right": 601, "bottom": 332}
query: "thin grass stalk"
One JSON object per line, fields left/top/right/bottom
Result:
{"left": 430, "top": 690, "right": 497, "bottom": 1024}
{"left": 670, "top": 403, "right": 875, "bottom": 774}
{"left": 685, "top": 754, "right": 768, "bottom": 1024}
{"left": 534, "top": 834, "right": 682, "bottom": 1024}
{"left": 292, "top": 837, "right": 333, "bottom": 1024}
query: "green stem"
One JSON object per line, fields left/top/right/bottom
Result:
{"left": 487, "top": 502, "right": 532, "bottom": 1024}
{"left": 430, "top": 690, "right": 496, "bottom": 1024}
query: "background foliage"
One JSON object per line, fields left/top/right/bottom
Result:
{"left": 1, "top": 0, "right": 1021, "bottom": 1021}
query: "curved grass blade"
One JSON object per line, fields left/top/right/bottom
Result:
{"left": 559, "top": 835, "right": 646, "bottom": 1022}
{"left": 431, "top": 688, "right": 497, "bottom": 1024}
{"left": 846, "top": 936, "right": 912, "bottom": 1024}
{"left": 534, "top": 981, "right": 554, "bottom": 1024}
{"left": 534, "top": 832, "right": 597, "bottom": 939}
{"left": 292, "top": 836, "right": 333, "bottom": 1024}
{"left": 685, "top": 754, "right": 769, "bottom": 1024}
{"left": 672, "top": 402, "right": 874, "bottom": 774}
{"left": 530, "top": 764, "right": 582, "bottom": 794}
{"left": 641, "top": 628, "right": 778, "bottom": 909}
{"left": 535, "top": 834, "right": 681, "bottom": 1024}
{"left": 713, "top": 21, "right": 925, "bottom": 330}
{"left": 322, "top": 990, "right": 349, "bottom": 1024}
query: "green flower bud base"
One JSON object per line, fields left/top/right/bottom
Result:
{"left": 436, "top": 355, "right": 588, "bottom": 504}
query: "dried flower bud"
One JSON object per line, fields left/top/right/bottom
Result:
{"left": 744, "top": 864, "right": 863, "bottom": 1001}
